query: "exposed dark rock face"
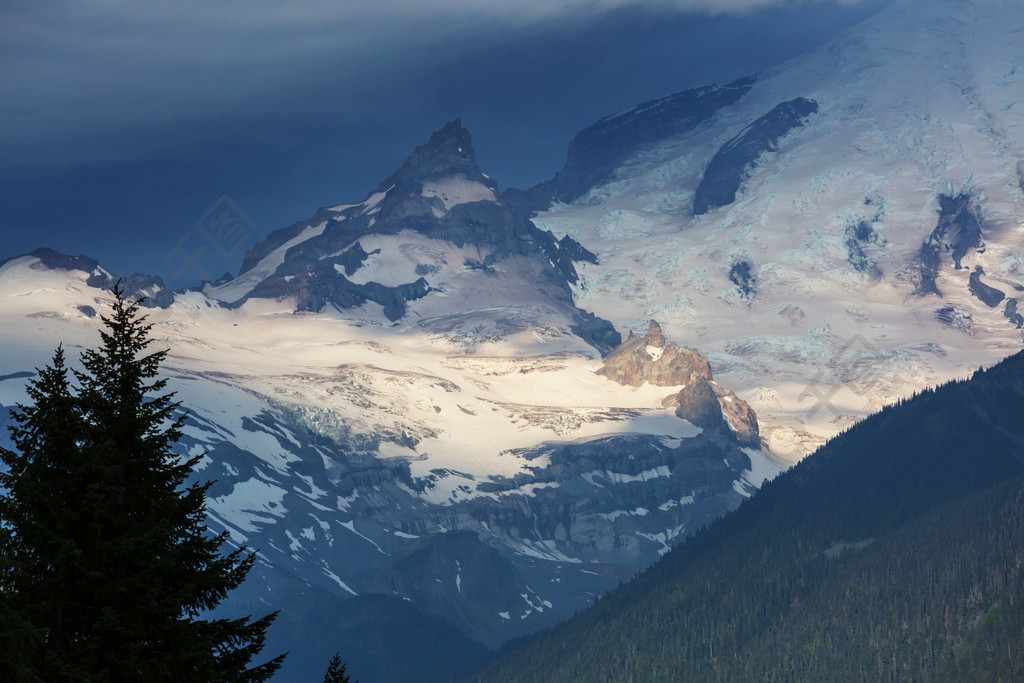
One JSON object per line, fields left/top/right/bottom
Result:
{"left": 87, "top": 266, "right": 176, "bottom": 309}
{"left": 598, "top": 321, "right": 760, "bottom": 447}
{"left": 912, "top": 193, "right": 985, "bottom": 296}
{"left": 936, "top": 305, "right": 973, "bottom": 334}
{"left": 693, "top": 97, "right": 819, "bottom": 215}
{"left": 226, "top": 120, "right": 618, "bottom": 352}
{"left": 116, "top": 273, "right": 176, "bottom": 308}
{"left": 555, "top": 234, "right": 598, "bottom": 265}
{"left": 469, "top": 430, "right": 756, "bottom": 554}
{"left": 535, "top": 233, "right": 598, "bottom": 286}
{"left": 846, "top": 217, "right": 886, "bottom": 279}
{"left": 1017, "top": 160, "right": 1024, "bottom": 194}
{"left": 5, "top": 247, "right": 99, "bottom": 273}
{"left": 729, "top": 260, "right": 757, "bottom": 299}
{"left": 570, "top": 310, "right": 622, "bottom": 356}
{"left": 378, "top": 118, "right": 486, "bottom": 197}
{"left": 337, "top": 242, "right": 371, "bottom": 276}
{"left": 662, "top": 380, "right": 724, "bottom": 431}
{"left": 938, "top": 193, "right": 984, "bottom": 269}
{"left": 247, "top": 258, "right": 430, "bottom": 321}
{"left": 237, "top": 213, "right": 331, "bottom": 278}
{"left": 968, "top": 266, "right": 1005, "bottom": 308}
{"left": 660, "top": 381, "right": 761, "bottom": 448}
{"left": 914, "top": 241, "right": 943, "bottom": 296}
{"left": 504, "top": 77, "right": 756, "bottom": 216}
{"left": 1005, "top": 298, "right": 1024, "bottom": 329}
{"left": 709, "top": 382, "right": 761, "bottom": 448}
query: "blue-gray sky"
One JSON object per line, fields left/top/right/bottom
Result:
{"left": 1, "top": 0, "right": 892, "bottom": 288}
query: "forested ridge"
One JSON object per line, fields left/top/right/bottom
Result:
{"left": 473, "top": 352, "right": 1024, "bottom": 681}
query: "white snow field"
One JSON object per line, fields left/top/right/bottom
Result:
{"left": 532, "top": 0, "right": 1024, "bottom": 459}
{"left": 0, "top": 254, "right": 778, "bottom": 641}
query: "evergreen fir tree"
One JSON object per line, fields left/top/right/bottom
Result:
{"left": 323, "top": 652, "right": 353, "bottom": 683}
{"left": 0, "top": 284, "right": 284, "bottom": 681}
{"left": 0, "top": 345, "right": 86, "bottom": 681}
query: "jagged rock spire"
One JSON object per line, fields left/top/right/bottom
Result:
{"left": 644, "top": 320, "right": 666, "bottom": 347}
{"left": 597, "top": 319, "right": 761, "bottom": 447}
{"left": 376, "top": 118, "right": 491, "bottom": 193}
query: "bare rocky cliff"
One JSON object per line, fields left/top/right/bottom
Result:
{"left": 599, "top": 321, "right": 760, "bottom": 448}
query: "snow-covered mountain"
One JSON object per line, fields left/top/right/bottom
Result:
{"left": 519, "top": 0, "right": 1024, "bottom": 458}
{"left": 0, "top": 120, "right": 778, "bottom": 677}
{"left": 204, "top": 119, "right": 620, "bottom": 356}
{"left": 3, "top": 0, "right": 1024, "bottom": 677}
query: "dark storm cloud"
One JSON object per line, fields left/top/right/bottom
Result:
{"left": 0, "top": 0, "right": 893, "bottom": 288}
{"left": 0, "top": 0, "right": 890, "bottom": 171}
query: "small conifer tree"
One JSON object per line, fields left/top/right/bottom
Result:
{"left": 323, "top": 652, "right": 353, "bottom": 683}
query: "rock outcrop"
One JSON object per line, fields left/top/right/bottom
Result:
{"left": 708, "top": 382, "right": 760, "bottom": 448}
{"left": 912, "top": 193, "right": 986, "bottom": 296}
{"left": 597, "top": 320, "right": 712, "bottom": 388}
{"left": 661, "top": 379, "right": 723, "bottom": 431}
{"left": 600, "top": 321, "right": 761, "bottom": 447}
{"left": 968, "top": 266, "right": 1005, "bottom": 308}
{"left": 693, "top": 97, "right": 818, "bottom": 215}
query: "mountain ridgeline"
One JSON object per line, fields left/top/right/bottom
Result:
{"left": 503, "top": 77, "right": 756, "bottom": 215}
{"left": 474, "top": 351, "right": 1024, "bottom": 681}
{"left": 692, "top": 97, "right": 818, "bottom": 216}
{"left": 211, "top": 119, "right": 621, "bottom": 355}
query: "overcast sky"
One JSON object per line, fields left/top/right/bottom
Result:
{"left": 0, "top": 0, "right": 893, "bottom": 288}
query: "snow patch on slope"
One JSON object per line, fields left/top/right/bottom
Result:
{"left": 208, "top": 221, "right": 327, "bottom": 304}
{"left": 421, "top": 175, "right": 497, "bottom": 211}
{"left": 212, "top": 478, "right": 288, "bottom": 533}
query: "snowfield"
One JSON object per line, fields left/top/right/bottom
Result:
{"left": 0, "top": 255, "right": 778, "bottom": 642}
{"left": 532, "top": 0, "right": 1024, "bottom": 459}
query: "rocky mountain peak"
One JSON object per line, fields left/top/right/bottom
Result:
{"left": 644, "top": 320, "right": 666, "bottom": 347}
{"left": 204, "top": 120, "right": 620, "bottom": 353}
{"left": 377, "top": 118, "right": 494, "bottom": 194}
{"left": 425, "top": 118, "right": 474, "bottom": 161}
